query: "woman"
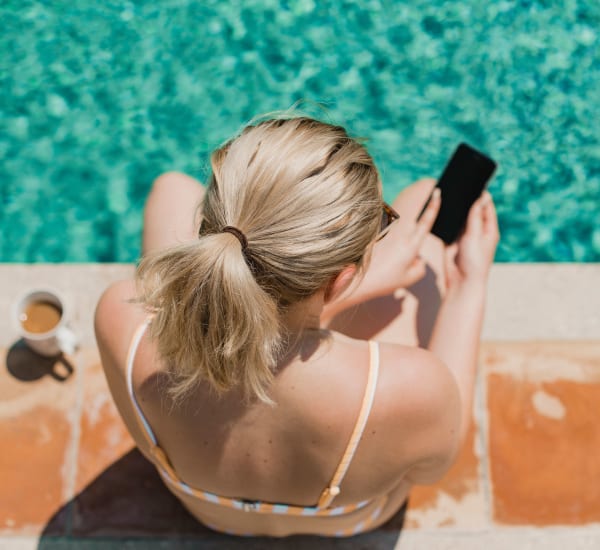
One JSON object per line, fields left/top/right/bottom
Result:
{"left": 95, "top": 117, "right": 498, "bottom": 537}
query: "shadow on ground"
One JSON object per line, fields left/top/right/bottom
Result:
{"left": 6, "top": 340, "right": 74, "bottom": 382}
{"left": 38, "top": 449, "right": 406, "bottom": 549}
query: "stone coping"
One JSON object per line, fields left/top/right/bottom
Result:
{"left": 0, "top": 263, "right": 599, "bottom": 348}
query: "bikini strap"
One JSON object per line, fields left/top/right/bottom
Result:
{"left": 126, "top": 320, "right": 157, "bottom": 445}
{"left": 316, "top": 340, "right": 380, "bottom": 509}
{"left": 125, "top": 319, "right": 181, "bottom": 478}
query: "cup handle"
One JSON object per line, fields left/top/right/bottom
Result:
{"left": 56, "top": 325, "right": 79, "bottom": 356}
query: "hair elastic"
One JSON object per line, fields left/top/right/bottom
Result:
{"left": 221, "top": 226, "right": 248, "bottom": 251}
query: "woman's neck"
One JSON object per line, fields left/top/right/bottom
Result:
{"left": 275, "top": 290, "right": 330, "bottom": 366}
{"left": 281, "top": 290, "right": 325, "bottom": 335}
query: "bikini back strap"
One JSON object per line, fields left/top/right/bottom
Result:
{"left": 126, "top": 320, "right": 158, "bottom": 446}
{"left": 125, "top": 319, "right": 200, "bottom": 482}
{"left": 317, "top": 340, "right": 380, "bottom": 509}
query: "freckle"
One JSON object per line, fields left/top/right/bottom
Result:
{"left": 268, "top": 439, "right": 272, "bottom": 444}
{"left": 203, "top": 440, "right": 208, "bottom": 446}
{"left": 371, "top": 430, "right": 376, "bottom": 435}
{"left": 263, "top": 459, "right": 268, "bottom": 463}
{"left": 246, "top": 452, "right": 251, "bottom": 457}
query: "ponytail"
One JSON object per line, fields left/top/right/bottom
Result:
{"left": 136, "top": 232, "right": 281, "bottom": 404}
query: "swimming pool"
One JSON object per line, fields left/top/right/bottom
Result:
{"left": 1, "top": 0, "right": 598, "bottom": 262}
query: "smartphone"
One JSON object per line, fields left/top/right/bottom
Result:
{"left": 425, "top": 143, "right": 497, "bottom": 244}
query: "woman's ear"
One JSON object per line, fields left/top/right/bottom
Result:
{"left": 324, "top": 265, "right": 358, "bottom": 303}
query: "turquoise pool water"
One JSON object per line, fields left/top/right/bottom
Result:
{"left": 1, "top": 0, "right": 599, "bottom": 262}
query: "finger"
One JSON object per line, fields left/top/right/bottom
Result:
{"left": 413, "top": 188, "right": 441, "bottom": 243}
{"left": 464, "top": 194, "right": 484, "bottom": 235}
{"left": 444, "top": 243, "right": 458, "bottom": 266}
{"left": 481, "top": 192, "right": 499, "bottom": 237}
{"left": 444, "top": 244, "right": 459, "bottom": 286}
{"left": 443, "top": 244, "right": 457, "bottom": 268}
{"left": 402, "top": 256, "right": 427, "bottom": 286}
{"left": 481, "top": 190, "right": 492, "bottom": 205}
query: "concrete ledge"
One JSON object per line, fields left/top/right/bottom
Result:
{"left": 483, "top": 264, "right": 600, "bottom": 340}
{"left": 1, "top": 263, "right": 598, "bottom": 347}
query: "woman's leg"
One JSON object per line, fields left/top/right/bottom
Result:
{"left": 328, "top": 179, "right": 447, "bottom": 347}
{"left": 142, "top": 172, "right": 206, "bottom": 255}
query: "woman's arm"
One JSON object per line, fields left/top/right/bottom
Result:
{"left": 427, "top": 279, "right": 486, "bottom": 445}
{"left": 427, "top": 192, "right": 499, "bottom": 445}
{"left": 386, "top": 194, "right": 498, "bottom": 484}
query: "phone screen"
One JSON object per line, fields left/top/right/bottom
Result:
{"left": 428, "top": 143, "right": 497, "bottom": 244}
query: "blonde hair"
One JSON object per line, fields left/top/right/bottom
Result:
{"left": 136, "top": 117, "right": 382, "bottom": 403}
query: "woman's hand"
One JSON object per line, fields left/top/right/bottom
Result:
{"left": 321, "top": 185, "right": 441, "bottom": 323}
{"left": 369, "top": 187, "right": 441, "bottom": 292}
{"left": 445, "top": 191, "right": 500, "bottom": 288}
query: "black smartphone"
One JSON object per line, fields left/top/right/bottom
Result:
{"left": 425, "top": 143, "right": 497, "bottom": 244}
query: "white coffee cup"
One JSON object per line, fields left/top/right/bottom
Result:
{"left": 13, "top": 289, "right": 78, "bottom": 357}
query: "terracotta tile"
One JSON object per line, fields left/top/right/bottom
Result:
{"left": 484, "top": 342, "right": 600, "bottom": 526}
{"left": 74, "top": 353, "right": 135, "bottom": 494}
{"left": 398, "top": 415, "right": 485, "bottom": 529}
{"left": 0, "top": 344, "right": 78, "bottom": 535}
{"left": 72, "top": 353, "right": 209, "bottom": 536}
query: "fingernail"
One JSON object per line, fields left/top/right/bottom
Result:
{"left": 432, "top": 188, "right": 441, "bottom": 200}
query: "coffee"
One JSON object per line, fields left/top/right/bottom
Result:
{"left": 20, "top": 300, "right": 62, "bottom": 334}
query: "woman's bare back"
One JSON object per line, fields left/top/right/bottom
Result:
{"left": 96, "top": 279, "right": 458, "bottom": 510}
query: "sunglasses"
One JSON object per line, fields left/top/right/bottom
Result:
{"left": 377, "top": 202, "right": 400, "bottom": 240}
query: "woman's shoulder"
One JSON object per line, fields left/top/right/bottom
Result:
{"left": 94, "top": 279, "right": 159, "bottom": 459}
{"left": 376, "top": 341, "right": 454, "bottom": 394}
{"left": 314, "top": 334, "right": 458, "bottom": 436}
{"left": 369, "top": 341, "right": 461, "bottom": 483}
{"left": 94, "top": 279, "right": 147, "bottom": 373}
{"left": 96, "top": 279, "right": 136, "bottom": 314}
{"left": 364, "top": 340, "right": 459, "bottom": 428}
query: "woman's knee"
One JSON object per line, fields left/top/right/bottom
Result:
{"left": 142, "top": 172, "right": 206, "bottom": 254}
{"left": 391, "top": 178, "right": 437, "bottom": 217}
{"left": 144, "top": 172, "right": 205, "bottom": 221}
{"left": 146, "top": 171, "right": 203, "bottom": 204}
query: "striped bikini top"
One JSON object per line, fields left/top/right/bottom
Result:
{"left": 126, "top": 320, "right": 381, "bottom": 517}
